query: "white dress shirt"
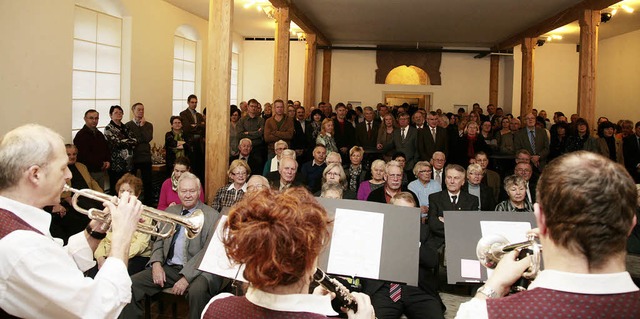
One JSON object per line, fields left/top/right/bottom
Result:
{"left": 0, "top": 195, "right": 132, "bottom": 318}
{"left": 455, "top": 270, "right": 639, "bottom": 319}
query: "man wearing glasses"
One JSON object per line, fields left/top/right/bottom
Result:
{"left": 366, "top": 160, "right": 418, "bottom": 204}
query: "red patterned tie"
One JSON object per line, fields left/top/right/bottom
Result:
{"left": 390, "top": 283, "right": 401, "bottom": 302}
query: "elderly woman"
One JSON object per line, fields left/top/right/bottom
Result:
{"left": 317, "top": 163, "right": 355, "bottom": 199}
{"left": 344, "top": 146, "right": 367, "bottom": 193}
{"left": 495, "top": 175, "right": 533, "bottom": 212}
{"left": 408, "top": 161, "right": 441, "bottom": 219}
{"left": 357, "top": 159, "right": 386, "bottom": 200}
{"left": 262, "top": 140, "right": 288, "bottom": 176}
{"left": 320, "top": 183, "right": 344, "bottom": 199}
{"left": 316, "top": 118, "right": 339, "bottom": 153}
{"left": 165, "top": 115, "right": 188, "bottom": 176}
{"left": 91, "top": 173, "right": 151, "bottom": 276}
{"left": 105, "top": 105, "right": 137, "bottom": 194}
{"left": 157, "top": 156, "right": 204, "bottom": 211}
{"left": 376, "top": 114, "right": 398, "bottom": 162}
{"left": 461, "top": 164, "right": 496, "bottom": 211}
{"left": 211, "top": 160, "right": 250, "bottom": 212}
{"left": 201, "top": 188, "right": 375, "bottom": 319}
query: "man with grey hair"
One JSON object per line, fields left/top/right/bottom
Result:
{"left": 0, "top": 124, "right": 143, "bottom": 318}
{"left": 121, "top": 172, "right": 222, "bottom": 319}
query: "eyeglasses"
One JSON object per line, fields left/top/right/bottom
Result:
{"left": 418, "top": 170, "right": 432, "bottom": 174}
{"left": 247, "top": 184, "right": 267, "bottom": 192}
{"left": 326, "top": 172, "right": 341, "bottom": 177}
{"left": 387, "top": 174, "right": 402, "bottom": 179}
{"left": 232, "top": 171, "right": 247, "bottom": 176}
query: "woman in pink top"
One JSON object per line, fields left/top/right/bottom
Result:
{"left": 157, "top": 156, "right": 204, "bottom": 210}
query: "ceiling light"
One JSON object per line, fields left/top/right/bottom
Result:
{"left": 622, "top": 4, "right": 634, "bottom": 13}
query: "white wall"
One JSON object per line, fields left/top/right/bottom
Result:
{"left": 597, "top": 29, "right": 640, "bottom": 123}
{"left": 534, "top": 43, "right": 579, "bottom": 118}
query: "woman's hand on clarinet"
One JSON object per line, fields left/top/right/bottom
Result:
{"left": 346, "top": 292, "right": 375, "bottom": 319}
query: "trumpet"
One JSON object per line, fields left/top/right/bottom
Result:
{"left": 313, "top": 268, "right": 358, "bottom": 312}
{"left": 476, "top": 234, "right": 541, "bottom": 291}
{"left": 63, "top": 185, "right": 204, "bottom": 239}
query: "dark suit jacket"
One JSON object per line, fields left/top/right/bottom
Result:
{"left": 417, "top": 125, "right": 448, "bottom": 161}
{"left": 179, "top": 108, "right": 205, "bottom": 138}
{"left": 383, "top": 126, "right": 419, "bottom": 170}
{"left": 426, "top": 191, "right": 479, "bottom": 250}
{"left": 333, "top": 119, "right": 356, "bottom": 152}
{"left": 366, "top": 186, "right": 419, "bottom": 204}
{"left": 461, "top": 183, "right": 496, "bottom": 211}
{"left": 149, "top": 202, "right": 218, "bottom": 283}
{"left": 229, "top": 155, "right": 262, "bottom": 178}
{"left": 623, "top": 134, "right": 640, "bottom": 183}
{"left": 513, "top": 127, "right": 550, "bottom": 164}
{"left": 355, "top": 121, "right": 380, "bottom": 150}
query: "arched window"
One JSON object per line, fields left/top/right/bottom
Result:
{"left": 72, "top": 5, "right": 122, "bottom": 137}
{"left": 385, "top": 65, "right": 430, "bottom": 85}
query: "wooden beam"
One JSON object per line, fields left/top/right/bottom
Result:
{"left": 205, "top": 0, "right": 232, "bottom": 203}
{"left": 577, "top": 9, "right": 600, "bottom": 131}
{"left": 303, "top": 33, "right": 317, "bottom": 112}
{"left": 270, "top": 0, "right": 330, "bottom": 46}
{"left": 495, "top": 0, "right": 620, "bottom": 50}
{"left": 520, "top": 38, "right": 535, "bottom": 117}
{"left": 273, "top": 6, "right": 290, "bottom": 101}
{"left": 489, "top": 55, "right": 499, "bottom": 107}
{"left": 321, "top": 49, "right": 331, "bottom": 104}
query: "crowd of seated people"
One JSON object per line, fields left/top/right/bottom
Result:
{"left": 42, "top": 98, "right": 640, "bottom": 319}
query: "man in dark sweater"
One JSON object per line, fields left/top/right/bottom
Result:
{"left": 73, "top": 109, "right": 110, "bottom": 190}
{"left": 125, "top": 102, "right": 154, "bottom": 205}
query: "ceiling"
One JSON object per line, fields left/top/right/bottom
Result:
{"left": 164, "top": 0, "right": 640, "bottom": 48}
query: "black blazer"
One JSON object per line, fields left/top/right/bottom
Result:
{"left": 355, "top": 121, "right": 380, "bottom": 150}
{"left": 417, "top": 126, "right": 449, "bottom": 161}
{"left": 229, "top": 155, "right": 262, "bottom": 178}
{"left": 461, "top": 183, "right": 496, "bottom": 211}
{"left": 623, "top": 134, "right": 640, "bottom": 183}
{"left": 366, "top": 186, "right": 419, "bottom": 204}
{"left": 426, "top": 190, "right": 479, "bottom": 250}
{"left": 333, "top": 119, "right": 356, "bottom": 152}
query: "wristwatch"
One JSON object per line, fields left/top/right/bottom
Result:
{"left": 86, "top": 224, "right": 107, "bottom": 240}
{"left": 477, "top": 285, "right": 500, "bottom": 299}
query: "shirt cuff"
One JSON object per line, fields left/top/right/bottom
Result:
{"left": 66, "top": 231, "right": 97, "bottom": 271}
{"left": 95, "top": 258, "right": 133, "bottom": 304}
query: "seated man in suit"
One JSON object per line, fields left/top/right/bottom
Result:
{"left": 270, "top": 156, "right": 303, "bottom": 191}
{"left": 367, "top": 160, "right": 418, "bottom": 204}
{"left": 229, "top": 138, "right": 262, "bottom": 177}
{"left": 427, "top": 164, "right": 480, "bottom": 255}
{"left": 457, "top": 151, "right": 640, "bottom": 318}
{"left": 120, "top": 172, "right": 223, "bottom": 319}
{"left": 474, "top": 152, "right": 501, "bottom": 203}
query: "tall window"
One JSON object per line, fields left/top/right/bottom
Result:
{"left": 72, "top": 6, "right": 122, "bottom": 136}
{"left": 231, "top": 53, "right": 239, "bottom": 106}
{"left": 173, "top": 36, "right": 196, "bottom": 115}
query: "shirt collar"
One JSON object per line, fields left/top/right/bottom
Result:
{"left": 246, "top": 286, "right": 338, "bottom": 316}
{"left": 529, "top": 270, "right": 638, "bottom": 294}
{"left": 0, "top": 195, "right": 52, "bottom": 237}
{"left": 227, "top": 183, "right": 247, "bottom": 192}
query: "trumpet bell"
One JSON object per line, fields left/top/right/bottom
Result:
{"left": 476, "top": 234, "right": 510, "bottom": 269}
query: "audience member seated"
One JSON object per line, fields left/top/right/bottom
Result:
{"left": 201, "top": 187, "right": 375, "bottom": 319}
{"left": 90, "top": 173, "right": 151, "bottom": 277}
{"left": 262, "top": 140, "right": 288, "bottom": 176}
{"left": 157, "top": 156, "right": 204, "bottom": 211}
{"left": 317, "top": 163, "right": 355, "bottom": 199}
{"left": 320, "top": 183, "right": 343, "bottom": 199}
{"left": 408, "top": 161, "right": 441, "bottom": 223}
{"left": 367, "top": 160, "right": 419, "bottom": 204}
{"left": 211, "top": 159, "right": 249, "bottom": 212}
{"left": 494, "top": 175, "right": 533, "bottom": 212}
{"left": 245, "top": 175, "right": 270, "bottom": 196}
{"left": 120, "top": 172, "right": 223, "bottom": 319}
{"left": 265, "top": 149, "right": 297, "bottom": 182}
{"left": 230, "top": 138, "right": 262, "bottom": 177}
{"left": 357, "top": 159, "right": 386, "bottom": 201}
{"left": 270, "top": 156, "right": 304, "bottom": 191}
{"left": 462, "top": 164, "right": 495, "bottom": 211}
{"left": 430, "top": 151, "right": 447, "bottom": 189}
{"left": 344, "top": 146, "right": 367, "bottom": 194}
{"left": 300, "top": 145, "right": 328, "bottom": 193}
{"left": 474, "top": 152, "right": 500, "bottom": 202}
{"left": 326, "top": 151, "right": 343, "bottom": 165}
{"left": 49, "top": 144, "right": 104, "bottom": 244}
{"left": 566, "top": 118, "right": 601, "bottom": 154}
{"left": 457, "top": 152, "right": 640, "bottom": 318}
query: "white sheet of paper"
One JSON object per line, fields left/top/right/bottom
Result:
{"left": 198, "top": 215, "right": 246, "bottom": 282}
{"left": 480, "top": 221, "right": 532, "bottom": 278}
{"left": 460, "top": 259, "right": 481, "bottom": 279}
{"left": 327, "top": 208, "right": 384, "bottom": 279}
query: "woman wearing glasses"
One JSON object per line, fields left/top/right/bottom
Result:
{"left": 211, "top": 159, "right": 250, "bottom": 212}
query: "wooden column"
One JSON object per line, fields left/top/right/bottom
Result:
{"left": 520, "top": 37, "right": 535, "bottom": 116}
{"left": 577, "top": 9, "right": 600, "bottom": 131}
{"left": 303, "top": 33, "right": 317, "bottom": 113}
{"left": 489, "top": 55, "right": 500, "bottom": 107}
{"left": 321, "top": 49, "right": 332, "bottom": 103}
{"left": 204, "top": 0, "right": 232, "bottom": 203}
{"left": 273, "top": 7, "right": 290, "bottom": 101}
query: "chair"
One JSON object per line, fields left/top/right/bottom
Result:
{"left": 144, "top": 288, "right": 185, "bottom": 319}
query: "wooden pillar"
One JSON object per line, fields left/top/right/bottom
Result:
{"left": 303, "top": 33, "right": 317, "bottom": 113}
{"left": 321, "top": 49, "right": 332, "bottom": 103}
{"left": 577, "top": 9, "right": 600, "bottom": 131}
{"left": 489, "top": 55, "right": 500, "bottom": 107}
{"left": 273, "top": 7, "right": 290, "bottom": 101}
{"left": 520, "top": 37, "right": 535, "bottom": 116}
{"left": 204, "top": 0, "right": 232, "bottom": 203}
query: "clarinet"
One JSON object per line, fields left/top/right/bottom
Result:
{"left": 313, "top": 268, "right": 358, "bottom": 312}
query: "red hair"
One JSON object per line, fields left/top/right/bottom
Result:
{"left": 223, "top": 187, "right": 332, "bottom": 289}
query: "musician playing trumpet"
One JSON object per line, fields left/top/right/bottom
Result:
{"left": 0, "top": 124, "right": 143, "bottom": 318}
{"left": 456, "top": 151, "right": 640, "bottom": 318}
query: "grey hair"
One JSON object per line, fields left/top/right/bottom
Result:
{"left": 177, "top": 171, "right": 201, "bottom": 191}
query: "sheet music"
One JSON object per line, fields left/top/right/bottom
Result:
{"left": 198, "top": 215, "right": 246, "bottom": 282}
{"left": 327, "top": 208, "right": 384, "bottom": 279}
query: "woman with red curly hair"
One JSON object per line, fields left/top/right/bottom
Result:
{"left": 201, "top": 187, "right": 375, "bottom": 319}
